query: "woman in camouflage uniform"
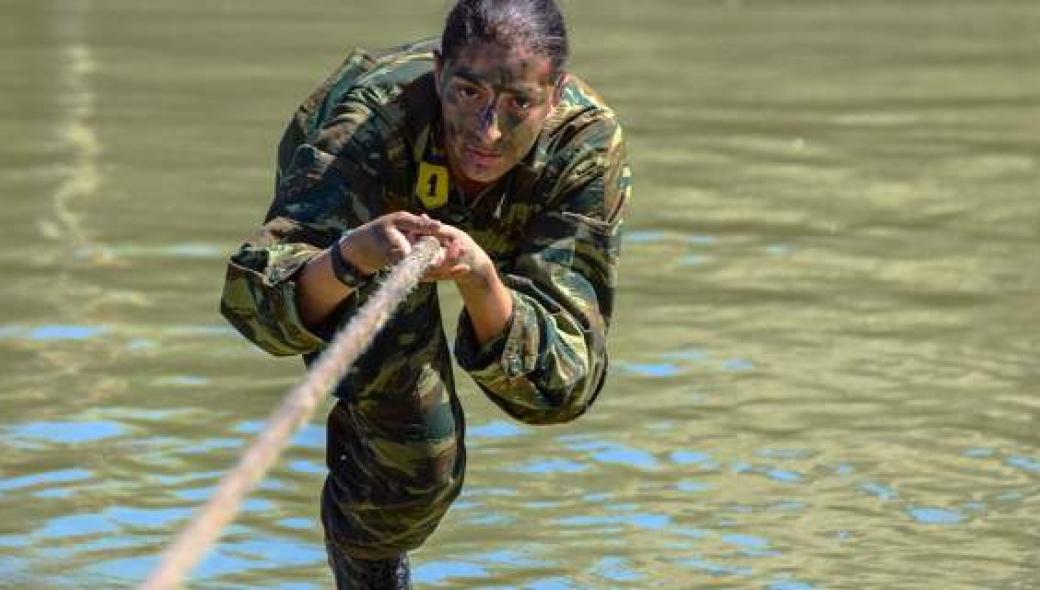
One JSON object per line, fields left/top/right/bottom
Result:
{"left": 220, "top": 0, "right": 631, "bottom": 586}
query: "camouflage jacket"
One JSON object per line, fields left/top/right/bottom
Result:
{"left": 220, "top": 38, "right": 629, "bottom": 557}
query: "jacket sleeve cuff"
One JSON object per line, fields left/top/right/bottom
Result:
{"left": 454, "top": 290, "right": 545, "bottom": 383}
{"left": 221, "top": 242, "right": 328, "bottom": 355}
{"left": 454, "top": 296, "right": 515, "bottom": 373}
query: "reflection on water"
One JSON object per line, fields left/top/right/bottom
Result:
{"left": 0, "top": 324, "right": 110, "bottom": 342}
{"left": 1, "top": 0, "right": 1038, "bottom": 588}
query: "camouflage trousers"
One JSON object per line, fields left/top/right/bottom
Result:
{"left": 320, "top": 397, "right": 459, "bottom": 586}
{"left": 317, "top": 283, "right": 467, "bottom": 561}
{"left": 324, "top": 537, "right": 411, "bottom": 589}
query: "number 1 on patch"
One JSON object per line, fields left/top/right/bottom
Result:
{"left": 416, "top": 162, "right": 449, "bottom": 209}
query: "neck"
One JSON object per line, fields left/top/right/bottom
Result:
{"left": 451, "top": 165, "right": 491, "bottom": 203}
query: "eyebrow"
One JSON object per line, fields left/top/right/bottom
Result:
{"left": 450, "top": 67, "right": 542, "bottom": 97}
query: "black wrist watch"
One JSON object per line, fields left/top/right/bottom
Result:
{"left": 329, "top": 232, "right": 371, "bottom": 289}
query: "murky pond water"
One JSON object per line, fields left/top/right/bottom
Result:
{"left": 1, "top": 1, "right": 1038, "bottom": 588}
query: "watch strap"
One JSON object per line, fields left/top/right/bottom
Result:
{"left": 329, "top": 233, "right": 371, "bottom": 289}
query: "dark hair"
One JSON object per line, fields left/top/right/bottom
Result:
{"left": 441, "top": 0, "right": 569, "bottom": 74}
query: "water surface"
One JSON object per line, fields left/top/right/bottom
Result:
{"left": 1, "top": 1, "right": 1037, "bottom": 588}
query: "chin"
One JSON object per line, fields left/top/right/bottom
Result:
{"left": 464, "top": 167, "right": 505, "bottom": 184}
{"left": 461, "top": 162, "right": 510, "bottom": 185}
{"left": 449, "top": 142, "right": 513, "bottom": 186}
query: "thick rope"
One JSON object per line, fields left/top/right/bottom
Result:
{"left": 140, "top": 237, "right": 443, "bottom": 590}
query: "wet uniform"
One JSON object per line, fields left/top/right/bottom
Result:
{"left": 220, "top": 38, "right": 630, "bottom": 585}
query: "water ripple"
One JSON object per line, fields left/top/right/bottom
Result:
{"left": 467, "top": 420, "right": 529, "bottom": 439}
{"left": 509, "top": 458, "right": 589, "bottom": 474}
{"left": 908, "top": 507, "right": 966, "bottom": 525}
{"left": 591, "top": 556, "right": 644, "bottom": 582}
{"left": 564, "top": 439, "right": 659, "bottom": 469}
{"left": 8, "top": 420, "right": 125, "bottom": 444}
{"left": 413, "top": 560, "right": 489, "bottom": 585}
{"left": 0, "top": 324, "right": 109, "bottom": 341}
{"left": 0, "top": 468, "right": 92, "bottom": 492}
{"left": 557, "top": 512, "right": 672, "bottom": 531}
{"left": 1006, "top": 455, "right": 1040, "bottom": 474}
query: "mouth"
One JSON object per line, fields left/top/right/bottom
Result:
{"left": 462, "top": 145, "right": 503, "bottom": 165}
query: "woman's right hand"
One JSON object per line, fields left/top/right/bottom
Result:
{"left": 340, "top": 212, "right": 442, "bottom": 275}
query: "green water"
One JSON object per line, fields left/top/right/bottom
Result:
{"left": 1, "top": 1, "right": 1038, "bottom": 588}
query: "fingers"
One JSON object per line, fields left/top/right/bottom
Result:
{"left": 447, "top": 263, "right": 471, "bottom": 277}
{"left": 419, "top": 263, "right": 470, "bottom": 283}
{"left": 383, "top": 214, "right": 480, "bottom": 277}
{"left": 430, "top": 225, "right": 466, "bottom": 257}
{"left": 390, "top": 211, "right": 441, "bottom": 235}
{"left": 429, "top": 222, "right": 459, "bottom": 241}
{"left": 439, "top": 236, "right": 467, "bottom": 267}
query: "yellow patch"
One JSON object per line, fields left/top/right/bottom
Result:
{"left": 415, "top": 161, "right": 450, "bottom": 209}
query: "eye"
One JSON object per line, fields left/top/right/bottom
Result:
{"left": 455, "top": 84, "right": 481, "bottom": 101}
{"left": 510, "top": 96, "right": 532, "bottom": 112}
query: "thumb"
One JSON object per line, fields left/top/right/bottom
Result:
{"left": 385, "top": 228, "right": 413, "bottom": 264}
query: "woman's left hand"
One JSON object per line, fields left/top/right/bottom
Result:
{"left": 415, "top": 216, "right": 512, "bottom": 344}
{"left": 421, "top": 221, "right": 494, "bottom": 287}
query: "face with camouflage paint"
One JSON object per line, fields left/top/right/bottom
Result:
{"left": 434, "top": 42, "right": 562, "bottom": 196}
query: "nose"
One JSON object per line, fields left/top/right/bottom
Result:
{"left": 476, "top": 104, "right": 502, "bottom": 144}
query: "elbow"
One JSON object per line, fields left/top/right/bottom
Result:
{"left": 513, "top": 402, "right": 590, "bottom": 426}
{"left": 497, "top": 367, "right": 605, "bottom": 426}
{"left": 219, "top": 243, "right": 328, "bottom": 357}
{"left": 219, "top": 300, "right": 295, "bottom": 357}
{"left": 219, "top": 281, "right": 324, "bottom": 357}
{"left": 502, "top": 392, "right": 593, "bottom": 426}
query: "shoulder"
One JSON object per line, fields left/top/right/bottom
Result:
{"left": 353, "top": 38, "right": 438, "bottom": 86}
{"left": 533, "top": 74, "right": 630, "bottom": 226}
{"left": 307, "top": 39, "right": 440, "bottom": 141}
{"left": 294, "top": 40, "right": 439, "bottom": 179}
{"left": 544, "top": 73, "right": 626, "bottom": 151}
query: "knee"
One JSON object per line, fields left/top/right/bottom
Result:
{"left": 322, "top": 466, "right": 463, "bottom": 559}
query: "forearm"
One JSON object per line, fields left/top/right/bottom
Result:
{"left": 456, "top": 264, "right": 513, "bottom": 346}
{"left": 296, "top": 246, "right": 357, "bottom": 330}
{"left": 455, "top": 285, "right": 608, "bottom": 425}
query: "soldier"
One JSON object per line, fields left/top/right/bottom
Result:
{"left": 220, "top": 0, "right": 631, "bottom": 587}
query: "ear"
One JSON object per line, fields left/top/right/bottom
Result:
{"left": 433, "top": 50, "right": 445, "bottom": 98}
{"left": 551, "top": 72, "right": 569, "bottom": 108}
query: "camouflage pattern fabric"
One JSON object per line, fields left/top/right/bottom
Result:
{"left": 324, "top": 536, "right": 412, "bottom": 589}
{"left": 220, "top": 38, "right": 631, "bottom": 559}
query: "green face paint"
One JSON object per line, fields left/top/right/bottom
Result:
{"left": 435, "top": 42, "right": 560, "bottom": 198}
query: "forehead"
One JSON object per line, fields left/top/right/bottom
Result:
{"left": 443, "top": 42, "right": 557, "bottom": 91}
